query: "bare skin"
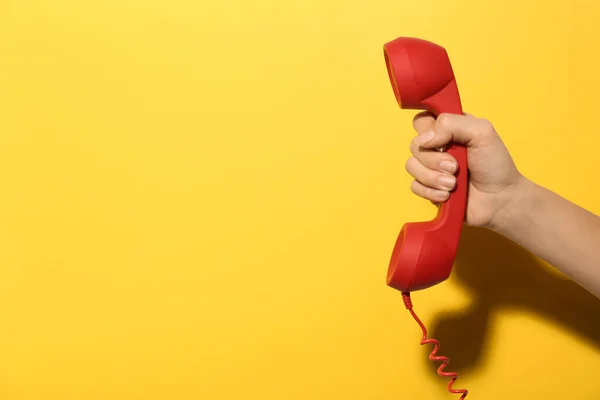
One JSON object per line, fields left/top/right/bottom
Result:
{"left": 405, "top": 112, "right": 600, "bottom": 299}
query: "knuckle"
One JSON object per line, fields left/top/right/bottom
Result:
{"left": 404, "top": 156, "right": 414, "bottom": 172}
{"left": 436, "top": 113, "right": 452, "bottom": 130}
{"left": 409, "top": 180, "right": 420, "bottom": 194}
{"left": 405, "top": 157, "right": 422, "bottom": 178}
{"left": 410, "top": 179, "right": 425, "bottom": 193}
{"left": 476, "top": 118, "right": 495, "bottom": 137}
{"left": 409, "top": 136, "right": 419, "bottom": 154}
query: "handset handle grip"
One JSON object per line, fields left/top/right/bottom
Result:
{"left": 423, "top": 80, "right": 468, "bottom": 248}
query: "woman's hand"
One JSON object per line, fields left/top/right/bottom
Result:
{"left": 404, "top": 111, "right": 600, "bottom": 299}
{"left": 405, "top": 112, "right": 523, "bottom": 228}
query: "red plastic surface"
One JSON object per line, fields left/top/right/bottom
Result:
{"left": 383, "top": 37, "right": 467, "bottom": 293}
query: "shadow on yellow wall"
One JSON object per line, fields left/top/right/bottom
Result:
{"left": 426, "top": 226, "right": 600, "bottom": 375}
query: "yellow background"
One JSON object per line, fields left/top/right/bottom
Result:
{"left": 0, "top": 0, "right": 599, "bottom": 399}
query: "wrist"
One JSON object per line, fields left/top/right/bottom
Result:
{"left": 488, "top": 173, "right": 539, "bottom": 235}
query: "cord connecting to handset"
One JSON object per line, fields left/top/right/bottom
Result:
{"left": 401, "top": 292, "right": 468, "bottom": 399}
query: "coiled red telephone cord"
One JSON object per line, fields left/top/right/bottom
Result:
{"left": 402, "top": 292, "right": 468, "bottom": 399}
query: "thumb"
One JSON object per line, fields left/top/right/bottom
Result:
{"left": 415, "top": 113, "right": 482, "bottom": 149}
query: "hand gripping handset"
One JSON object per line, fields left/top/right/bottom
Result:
{"left": 383, "top": 37, "right": 470, "bottom": 398}
{"left": 383, "top": 37, "right": 467, "bottom": 293}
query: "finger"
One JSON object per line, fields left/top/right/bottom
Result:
{"left": 411, "top": 113, "right": 448, "bottom": 153}
{"left": 412, "top": 111, "right": 435, "bottom": 134}
{"left": 410, "top": 180, "right": 450, "bottom": 203}
{"left": 414, "top": 111, "right": 476, "bottom": 134}
{"left": 409, "top": 136, "right": 458, "bottom": 174}
{"left": 416, "top": 113, "right": 492, "bottom": 149}
{"left": 405, "top": 156, "right": 457, "bottom": 191}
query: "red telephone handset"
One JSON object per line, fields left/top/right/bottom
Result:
{"left": 383, "top": 37, "right": 467, "bottom": 293}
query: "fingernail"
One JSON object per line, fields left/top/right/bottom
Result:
{"left": 434, "top": 189, "right": 450, "bottom": 199}
{"left": 440, "top": 160, "right": 457, "bottom": 173}
{"left": 439, "top": 175, "right": 456, "bottom": 190}
{"left": 416, "top": 130, "right": 435, "bottom": 146}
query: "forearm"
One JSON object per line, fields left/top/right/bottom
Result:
{"left": 490, "top": 175, "right": 600, "bottom": 298}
